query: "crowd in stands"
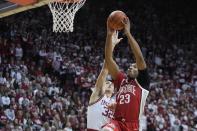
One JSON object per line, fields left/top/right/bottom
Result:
{"left": 0, "top": 0, "right": 196, "bottom": 130}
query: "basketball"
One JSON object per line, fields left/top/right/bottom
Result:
{"left": 107, "top": 10, "right": 127, "bottom": 30}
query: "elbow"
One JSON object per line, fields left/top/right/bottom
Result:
{"left": 136, "top": 55, "right": 144, "bottom": 63}
{"left": 136, "top": 57, "right": 147, "bottom": 69}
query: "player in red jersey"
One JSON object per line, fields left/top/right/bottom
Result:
{"left": 102, "top": 17, "right": 150, "bottom": 131}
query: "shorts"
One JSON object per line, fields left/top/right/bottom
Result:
{"left": 102, "top": 119, "right": 139, "bottom": 131}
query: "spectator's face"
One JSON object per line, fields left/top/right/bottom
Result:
{"left": 127, "top": 63, "right": 139, "bottom": 79}
{"left": 47, "top": 108, "right": 51, "bottom": 113}
{"left": 17, "top": 110, "right": 23, "bottom": 117}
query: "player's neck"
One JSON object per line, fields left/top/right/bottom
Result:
{"left": 127, "top": 76, "right": 135, "bottom": 81}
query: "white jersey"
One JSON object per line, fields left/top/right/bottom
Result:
{"left": 87, "top": 95, "right": 115, "bottom": 130}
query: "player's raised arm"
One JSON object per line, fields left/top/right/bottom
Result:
{"left": 122, "top": 18, "right": 147, "bottom": 70}
{"left": 89, "top": 60, "right": 108, "bottom": 104}
{"left": 90, "top": 32, "right": 122, "bottom": 104}
{"left": 94, "top": 60, "right": 108, "bottom": 94}
{"left": 105, "top": 23, "right": 121, "bottom": 80}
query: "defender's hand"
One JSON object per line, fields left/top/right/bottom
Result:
{"left": 112, "top": 31, "right": 123, "bottom": 50}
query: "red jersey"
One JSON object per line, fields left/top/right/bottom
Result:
{"left": 113, "top": 70, "right": 149, "bottom": 124}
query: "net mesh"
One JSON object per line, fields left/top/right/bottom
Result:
{"left": 48, "top": 0, "right": 86, "bottom": 33}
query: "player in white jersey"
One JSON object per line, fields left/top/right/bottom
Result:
{"left": 87, "top": 32, "right": 122, "bottom": 131}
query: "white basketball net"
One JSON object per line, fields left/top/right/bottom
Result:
{"left": 48, "top": 0, "right": 86, "bottom": 33}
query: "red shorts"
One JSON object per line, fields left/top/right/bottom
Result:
{"left": 102, "top": 119, "right": 139, "bottom": 131}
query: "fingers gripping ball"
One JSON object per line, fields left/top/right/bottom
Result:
{"left": 107, "top": 10, "right": 127, "bottom": 30}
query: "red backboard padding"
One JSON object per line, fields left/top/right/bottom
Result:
{"left": 8, "top": 0, "right": 38, "bottom": 6}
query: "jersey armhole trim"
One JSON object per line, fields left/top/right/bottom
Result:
{"left": 88, "top": 95, "right": 104, "bottom": 106}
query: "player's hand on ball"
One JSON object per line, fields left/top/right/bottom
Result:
{"left": 112, "top": 31, "right": 123, "bottom": 50}
{"left": 122, "top": 17, "right": 131, "bottom": 35}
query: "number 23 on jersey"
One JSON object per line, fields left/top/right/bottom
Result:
{"left": 119, "top": 94, "right": 130, "bottom": 104}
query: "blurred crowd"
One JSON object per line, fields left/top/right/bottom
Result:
{"left": 0, "top": 0, "right": 197, "bottom": 130}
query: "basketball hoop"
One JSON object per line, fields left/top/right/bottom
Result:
{"left": 48, "top": 0, "right": 86, "bottom": 33}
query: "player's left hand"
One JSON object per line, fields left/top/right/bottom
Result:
{"left": 112, "top": 31, "right": 123, "bottom": 50}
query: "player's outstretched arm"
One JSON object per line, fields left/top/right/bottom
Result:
{"left": 90, "top": 32, "right": 122, "bottom": 103}
{"left": 89, "top": 61, "right": 108, "bottom": 104}
{"left": 94, "top": 31, "right": 122, "bottom": 94}
{"left": 105, "top": 23, "right": 121, "bottom": 80}
{"left": 94, "top": 60, "right": 108, "bottom": 94}
{"left": 122, "top": 18, "right": 147, "bottom": 70}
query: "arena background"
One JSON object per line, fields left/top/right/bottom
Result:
{"left": 0, "top": 0, "right": 196, "bottom": 130}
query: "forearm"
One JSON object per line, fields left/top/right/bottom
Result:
{"left": 126, "top": 32, "right": 146, "bottom": 69}
{"left": 102, "top": 60, "right": 109, "bottom": 76}
{"left": 105, "top": 34, "right": 113, "bottom": 63}
{"left": 105, "top": 33, "right": 119, "bottom": 80}
{"left": 95, "top": 59, "right": 108, "bottom": 90}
